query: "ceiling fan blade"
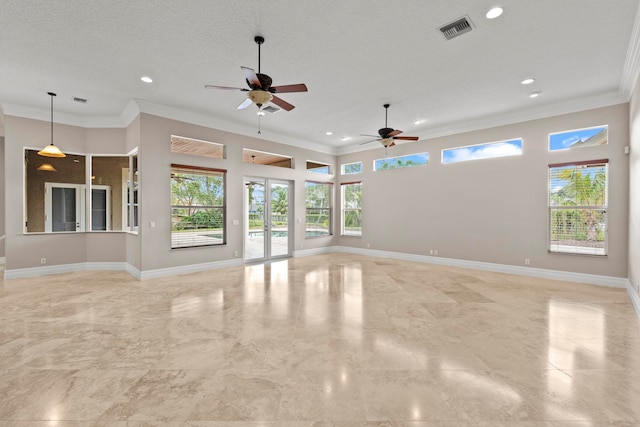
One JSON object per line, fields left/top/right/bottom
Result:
{"left": 237, "top": 98, "right": 253, "bottom": 110}
{"left": 241, "top": 66, "right": 261, "bottom": 88}
{"left": 270, "top": 83, "right": 308, "bottom": 93}
{"left": 359, "top": 139, "right": 380, "bottom": 145}
{"left": 204, "top": 85, "right": 248, "bottom": 91}
{"left": 360, "top": 134, "right": 380, "bottom": 138}
{"left": 387, "top": 129, "right": 403, "bottom": 137}
{"left": 393, "top": 136, "right": 420, "bottom": 141}
{"left": 271, "top": 95, "right": 295, "bottom": 111}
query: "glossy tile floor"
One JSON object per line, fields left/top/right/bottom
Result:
{"left": 1, "top": 253, "right": 639, "bottom": 426}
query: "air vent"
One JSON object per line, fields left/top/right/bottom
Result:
{"left": 438, "top": 16, "right": 473, "bottom": 40}
{"left": 72, "top": 96, "right": 88, "bottom": 103}
{"left": 262, "top": 105, "right": 281, "bottom": 113}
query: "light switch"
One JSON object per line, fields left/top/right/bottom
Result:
{"left": 232, "top": 219, "right": 240, "bottom": 225}
{"left": 149, "top": 221, "right": 155, "bottom": 228}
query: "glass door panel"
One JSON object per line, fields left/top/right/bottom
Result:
{"left": 270, "top": 182, "right": 290, "bottom": 258}
{"left": 245, "top": 180, "right": 266, "bottom": 261}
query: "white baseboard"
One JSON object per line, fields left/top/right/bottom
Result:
{"left": 627, "top": 279, "right": 640, "bottom": 319}
{"left": 335, "top": 246, "right": 628, "bottom": 288}
{"left": 4, "top": 262, "right": 129, "bottom": 280}
{"left": 138, "top": 258, "right": 244, "bottom": 280}
{"left": 2, "top": 247, "right": 630, "bottom": 299}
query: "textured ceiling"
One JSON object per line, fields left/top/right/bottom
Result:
{"left": 1, "top": 0, "right": 639, "bottom": 154}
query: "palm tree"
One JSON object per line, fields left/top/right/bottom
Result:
{"left": 555, "top": 168, "right": 606, "bottom": 242}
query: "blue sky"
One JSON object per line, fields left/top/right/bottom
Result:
{"left": 375, "top": 153, "right": 428, "bottom": 169}
{"left": 549, "top": 126, "right": 607, "bottom": 151}
{"left": 442, "top": 139, "right": 522, "bottom": 164}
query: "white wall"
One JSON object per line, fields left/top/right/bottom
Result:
{"left": 338, "top": 103, "right": 630, "bottom": 279}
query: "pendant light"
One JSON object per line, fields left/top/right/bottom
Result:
{"left": 38, "top": 92, "right": 66, "bottom": 158}
{"left": 37, "top": 163, "right": 57, "bottom": 171}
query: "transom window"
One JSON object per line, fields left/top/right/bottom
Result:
{"left": 548, "top": 159, "right": 608, "bottom": 256}
{"left": 549, "top": 125, "right": 608, "bottom": 151}
{"left": 341, "top": 161, "right": 363, "bottom": 175}
{"left": 306, "top": 161, "right": 331, "bottom": 174}
{"left": 171, "top": 164, "right": 226, "bottom": 249}
{"left": 374, "top": 153, "right": 428, "bottom": 171}
{"left": 442, "top": 138, "right": 522, "bottom": 164}
{"left": 305, "top": 181, "right": 332, "bottom": 237}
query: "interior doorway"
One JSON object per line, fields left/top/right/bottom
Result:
{"left": 244, "top": 177, "right": 292, "bottom": 262}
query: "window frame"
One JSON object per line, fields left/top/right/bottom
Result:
{"left": 341, "top": 181, "right": 362, "bottom": 237}
{"left": 548, "top": 159, "right": 608, "bottom": 256}
{"left": 441, "top": 138, "right": 523, "bottom": 164}
{"left": 374, "top": 153, "right": 429, "bottom": 171}
{"left": 305, "top": 181, "right": 333, "bottom": 238}
{"left": 341, "top": 161, "right": 363, "bottom": 175}
{"left": 170, "top": 163, "right": 227, "bottom": 249}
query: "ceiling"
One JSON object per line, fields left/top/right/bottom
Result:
{"left": 1, "top": 0, "right": 639, "bottom": 154}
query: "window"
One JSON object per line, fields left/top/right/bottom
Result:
{"left": 374, "top": 153, "right": 428, "bottom": 171}
{"left": 341, "top": 182, "right": 362, "bottom": 236}
{"left": 548, "top": 160, "right": 608, "bottom": 255}
{"left": 171, "top": 135, "right": 224, "bottom": 159}
{"left": 305, "top": 181, "right": 332, "bottom": 237}
{"left": 171, "top": 164, "right": 226, "bottom": 248}
{"left": 442, "top": 138, "right": 522, "bottom": 164}
{"left": 341, "top": 161, "right": 362, "bottom": 175}
{"left": 549, "top": 125, "right": 608, "bottom": 151}
{"left": 243, "top": 148, "right": 292, "bottom": 168}
{"left": 307, "top": 161, "right": 331, "bottom": 174}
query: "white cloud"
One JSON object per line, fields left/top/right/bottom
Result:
{"left": 446, "top": 141, "right": 522, "bottom": 163}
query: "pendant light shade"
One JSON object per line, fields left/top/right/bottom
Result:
{"left": 38, "top": 92, "right": 66, "bottom": 158}
{"left": 37, "top": 163, "right": 57, "bottom": 171}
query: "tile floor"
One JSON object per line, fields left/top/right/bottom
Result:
{"left": 0, "top": 253, "right": 639, "bottom": 426}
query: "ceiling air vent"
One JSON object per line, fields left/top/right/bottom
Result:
{"left": 438, "top": 16, "right": 473, "bottom": 40}
{"left": 72, "top": 96, "right": 88, "bottom": 103}
{"left": 261, "top": 105, "right": 281, "bottom": 113}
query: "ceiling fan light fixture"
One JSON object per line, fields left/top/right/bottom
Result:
{"left": 38, "top": 92, "right": 66, "bottom": 158}
{"left": 248, "top": 90, "right": 273, "bottom": 106}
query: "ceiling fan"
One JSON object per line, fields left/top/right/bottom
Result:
{"left": 205, "top": 36, "right": 308, "bottom": 111}
{"left": 360, "top": 104, "right": 419, "bottom": 147}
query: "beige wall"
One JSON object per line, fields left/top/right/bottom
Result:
{"left": 0, "top": 136, "right": 4, "bottom": 258}
{"left": 137, "top": 113, "right": 336, "bottom": 272}
{"left": 3, "top": 115, "right": 130, "bottom": 270}
{"left": 1, "top": 103, "right": 634, "bottom": 284}
{"left": 629, "top": 77, "right": 640, "bottom": 297}
{"left": 338, "top": 103, "right": 630, "bottom": 279}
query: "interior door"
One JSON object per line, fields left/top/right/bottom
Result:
{"left": 45, "top": 183, "right": 86, "bottom": 232}
{"left": 244, "top": 178, "right": 292, "bottom": 261}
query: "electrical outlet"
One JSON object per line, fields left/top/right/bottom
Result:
{"left": 233, "top": 250, "right": 238, "bottom": 257}
{"left": 429, "top": 249, "right": 434, "bottom": 255}
{"left": 525, "top": 258, "right": 530, "bottom": 265}
{"left": 40, "top": 258, "right": 46, "bottom": 265}
{"left": 434, "top": 250, "right": 439, "bottom": 256}
{"left": 366, "top": 243, "right": 371, "bottom": 248}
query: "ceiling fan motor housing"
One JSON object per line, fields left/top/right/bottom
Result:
{"left": 379, "top": 127, "right": 394, "bottom": 137}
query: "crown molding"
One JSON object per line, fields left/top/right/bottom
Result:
{"left": 620, "top": 2, "right": 640, "bottom": 98}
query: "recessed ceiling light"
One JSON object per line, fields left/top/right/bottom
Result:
{"left": 530, "top": 91, "right": 542, "bottom": 98}
{"left": 326, "top": 131, "right": 333, "bottom": 136}
{"left": 140, "top": 76, "right": 153, "bottom": 83}
{"left": 486, "top": 7, "right": 503, "bottom": 19}
{"left": 521, "top": 78, "right": 535, "bottom": 85}
{"left": 341, "top": 136, "right": 351, "bottom": 141}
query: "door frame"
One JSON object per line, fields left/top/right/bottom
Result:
{"left": 243, "top": 177, "right": 293, "bottom": 262}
